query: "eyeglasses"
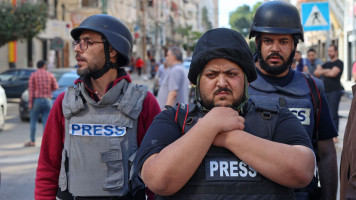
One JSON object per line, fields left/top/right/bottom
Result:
{"left": 72, "top": 38, "right": 106, "bottom": 51}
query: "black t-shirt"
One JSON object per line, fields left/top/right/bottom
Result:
{"left": 135, "top": 103, "right": 313, "bottom": 175}
{"left": 322, "top": 59, "right": 343, "bottom": 92}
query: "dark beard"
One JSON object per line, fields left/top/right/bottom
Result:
{"left": 77, "top": 64, "right": 102, "bottom": 76}
{"left": 259, "top": 53, "right": 293, "bottom": 76}
{"left": 200, "top": 88, "right": 243, "bottom": 110}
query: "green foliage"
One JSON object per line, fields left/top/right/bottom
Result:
{"left": 229, "top": 2, "right": 262, "bottom": 38}
{"left": 0, "top": 2, "right": 47, "bottom": 47}
{"left": 176, "top": 25, "right": 202, "bottom": 55}
{"left": 201, "top": 6, "right": 212, "bottom": 31}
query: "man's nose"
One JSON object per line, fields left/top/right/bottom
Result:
{"left": 217, "top": 75, "right": 228, "bottom": 87}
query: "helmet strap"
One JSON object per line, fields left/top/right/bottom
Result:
{"left": 89, "top": 40, "right": 118, "bottom": 79}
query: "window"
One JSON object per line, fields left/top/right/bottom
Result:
{"left": 82, "top": 0, "right": 98, "bottom": 7}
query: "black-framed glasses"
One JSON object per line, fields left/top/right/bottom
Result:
{"left": 72, "top": 39, "right": 106, "bottom": 51}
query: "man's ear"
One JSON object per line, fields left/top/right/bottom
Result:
{"left": 109, "top": 47, "right": 118, "bottom": 58}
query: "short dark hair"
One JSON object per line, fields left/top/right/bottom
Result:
{"left": 37, "top": 60, "right": 46, "bottom": 68}
{"left": 307, "top": 48, "right": 316, "bottom": 54}
{"left": 295, "top": 50, "right": 301, "bottom": 54}
{"left": 329, "top": 44, "right": 338, "bottom": 51}
{"left": 168, "top": 46, "right": 183, "bottom": 62}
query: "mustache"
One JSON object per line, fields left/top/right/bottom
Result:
{"left": 266, "top": 53, "right": 285, "bottom": 61}
{"left": 214, "top": 88, "right": 232, "bottom": 95}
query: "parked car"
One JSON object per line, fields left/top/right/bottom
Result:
{"left": 0, "top": 68, "right": 36, "bottom": 98}
{"left": 0, "top": 85, "right": 7, "bottom": 131}
{"left": 19, "top": 69, "right": 78, "bottom": 121}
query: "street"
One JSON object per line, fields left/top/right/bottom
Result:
{"left": 0, "top": 73, "right": 352, "bottom": 200}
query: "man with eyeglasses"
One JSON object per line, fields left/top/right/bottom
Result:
{"left": 34, "top": 14, "right": 161, "bottom": 200}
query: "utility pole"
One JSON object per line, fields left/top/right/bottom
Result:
{"left": 141, "top": 0, "right": 147, "bottom": 73}
{"left": 8, "top": 0, "right": 17, "bottom": 68}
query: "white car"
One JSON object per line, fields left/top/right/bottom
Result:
{"left": 0, "top": 85, "right": 7, "bottom": 131}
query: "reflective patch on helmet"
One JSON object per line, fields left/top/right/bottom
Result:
{"left": 70, "top": 123, "right": 126, "bottom": 136}
{"left": 289, "top": 108, "right": 311, "bottom": 125}
{"left": 205, "top": 158, "right": 261, "bottom": 181}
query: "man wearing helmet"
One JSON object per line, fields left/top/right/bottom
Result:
{"left": 34, "top": 14, "right": 161, "bottom": 200}
{"left": 248, "top": 1, "right": 338, "bottom": 200}
{"left": 134, "top": 28, "right": 315, "bottom": 199}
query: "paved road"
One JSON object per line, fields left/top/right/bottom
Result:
{"left": 0, "top": 72, "right": 352, "bottom": 200}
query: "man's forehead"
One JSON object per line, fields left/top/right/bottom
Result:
{"left": 80, "top": 30, "right": 102, "bottom": 39}
{"left": 261, "top": 33, "right": 293, "bottom": 40}
{"left": 203, "top": 58, "right": 242, "bottom": 71}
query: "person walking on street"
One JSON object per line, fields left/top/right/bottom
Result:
{"left": 135, "top": 28, "right": 315, "bottom": 200}
{"left": 135, "top": 57, "right": 144, "bottom": 76}
{"left": 34, "top": 14, "right": 161, "bottom": 200}
{"left": 25, "top": 60, "right": 58, "bottom": 147}
{"left": 248, "top": 1, "right": 338, "bottom": 199}
{"left": 156, "top": 46, "right": 190, "bottom": 110}
{"left": 314, "top": 44, "right": 344, "bottom": 136}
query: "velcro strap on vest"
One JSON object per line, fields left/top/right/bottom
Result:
{"left": 116, "top": 84, "right": 148, "bottom": 119}
{"left": 63, "top": 86, "right": 85, "bottom": 118}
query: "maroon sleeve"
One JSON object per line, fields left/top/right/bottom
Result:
{"left": 35, "top": 92, "right": 65, "bottom": 200}
{"left": 137, "top": 91, "right": 161, "bottom": 146}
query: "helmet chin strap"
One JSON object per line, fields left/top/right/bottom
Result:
{"left": 89, "top": 41, "right": 119, "bottom": 79}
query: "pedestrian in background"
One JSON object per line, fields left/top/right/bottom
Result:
{"left": 135, "top": 57, "right": 144, "bottom": 76}
{"left": 24, "top": 60, "right": 58, "bottom": 147}
{"left": 248, "top": 1, "right": 338, "bottom": 199}
{"left": 294, "top": 50, "right": 308, "bottom": 72}
{"left": 156, "top": 46, "right": 190, "bottom": 110}
{"left": 314, "top": 44, "right": 344, "bottom": 141}
{"left": 352, "top": 60, "right": 356, "bottom": 82}
{"left": 306, "top": 48, "right": 323, "bottom": 76}
{"left": 135, "top": 28, "right": 315, "bottom": 199}
{"left": 35, "top": 14, "right": 160, "bottom": 200}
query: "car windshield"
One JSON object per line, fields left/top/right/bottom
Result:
{"left": 0, "top": 74, "right": 13, "bottom": 81}
{"left": 58, "top": 74, "right": 78, "bottom": 87}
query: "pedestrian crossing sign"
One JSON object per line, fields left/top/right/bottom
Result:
{"left": 301, "top": 2, "right": 330, "bottom": 31}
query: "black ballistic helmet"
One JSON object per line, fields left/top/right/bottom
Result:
{"left": 249, "top": 1, "right": 304, "bottom": 42}
{"left": 71, "top": 14, "right": 133, "bottom": 67}
{"left": 189, "top": 28, "right": 257, "bottom": 85}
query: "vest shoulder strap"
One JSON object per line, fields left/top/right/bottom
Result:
{"left": 302, "top": 72, "right": 321, "bottom": 140}
{"left": 173, "top": 103, "right": 192, "bottom": 135}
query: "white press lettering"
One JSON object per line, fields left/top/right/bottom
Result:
{"left": 210, "top": 161, "right": 219, "bottom": 177}
{"left": 220, "top": 161, "right": 229, "bottom": 177}
{"left": 248, "top": 166, "right": 257, "bottom": 177}
{"left": 230, "top": 161, "right": 239, "bottom": 177}
{"left": 239, "top": 161, "right": 248, "bottom": 177}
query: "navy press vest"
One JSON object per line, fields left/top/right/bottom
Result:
{"left": 248, "top": 71, "right": 324, "bottom": 142}
{"left": 156, "top": 102, "right": 295, "bottom": 200}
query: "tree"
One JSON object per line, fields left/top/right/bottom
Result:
{"left": 176, "top": 25, "right": 202, "bottom": 56}
{"left": 0, "top": 2, "right": 47, "bottom": 47}
{"left": 229, "top": 2, "right": 262, "bottom": 38}
{"left": 201, "top": 6, "right": 212, "bottom": 31}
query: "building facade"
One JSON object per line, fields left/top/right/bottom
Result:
{"left": 0, "top": 0, "right": 218, "bottom": 73}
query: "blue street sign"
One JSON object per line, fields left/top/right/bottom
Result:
{"left": 301, "top": 2, "right": 330, "bottom": 31}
